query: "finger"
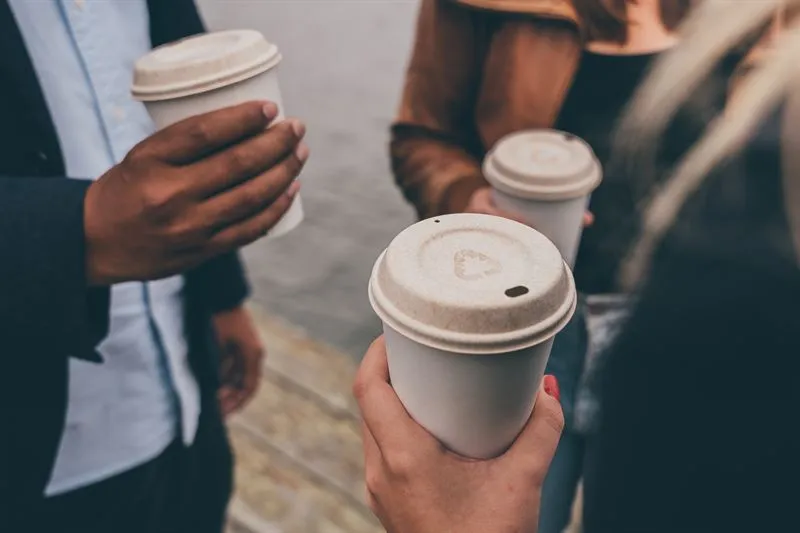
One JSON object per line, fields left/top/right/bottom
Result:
{"left": 583, "top": 211, "right": 595, "bottom": 227}
{"left": 352, "top": 337, "right": 433, "bottom": 453}
{"left": 219, "top": 355, "right": 236, "bottom": 382}
{"left": 474, "top": 189, "right": 528, "bottom": 224}
{"left": 366, "top": 491, "right": 379, "bottom": 516}
{"left": 189, "top": 119, "right": 305, "bottom": 199}
{"left": 206, "top": 182, "right": 300, "bottom": 253}
{"left": 361, "top": 421, "right": 382, "bottom": 470}
{"left": 233, "top": 349, "right": 263, "bottom": 412}
{"left": 498, "top": 208, "right": 529, "bottom": 225}
{"left": 198, "top": 144, "right": 307, "bottom": 232}
{"left": 218, "top": 387, "right": 239, "bottom": 417}
{"left": 361, "top": 421, "right": 383, "bottom": 515}
{"left": 145, "top": 101, "right": 279, "bottom": 164}
{"left": 225, "top": 390, "right": 250, "bottom": 416}
{"left": 501, "top": 386, "right": 564, "bottom": 478}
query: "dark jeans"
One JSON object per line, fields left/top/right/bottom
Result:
{"left": 37, "top": 402, "right": 233, "bottom": 533}
{"left": 538, "top": 307, "right": 589, "bottom": 533}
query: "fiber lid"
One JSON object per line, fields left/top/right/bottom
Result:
{"left": 132, "top": 30, "right": 281, "bottom": 101}
{"left": 369, "top": 214, "right": 576, "bottom": 354}
{"left": 484, "top": 130, "right": 602, "bottom": 200}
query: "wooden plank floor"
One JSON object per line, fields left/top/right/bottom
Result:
{"left": 225, "top": 304, "right": 382, "bottom": 533}
{"left": 226, "top": 303, "right": 583, "bottom": 533}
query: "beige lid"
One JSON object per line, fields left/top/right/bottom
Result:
{"left": 369, "top": 214, "right": 576, "bottom": 354}
{"left": 484, "top": 130, "right": 602, "bottom": 200}
{"left": 132, "top": 30, "right": 281, "bottom": 102}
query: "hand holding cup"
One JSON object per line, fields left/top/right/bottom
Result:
{"left": 354, "top": 336, "right": 564, "bottom": 533}
{"left": 84, "top": 101, "right": 307, "bottom": 285}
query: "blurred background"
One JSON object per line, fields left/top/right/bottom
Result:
{"left": 198, "top": 0, "right": 418, "bottom": 360}
{"left": 192, "top": 3, "right": 431, "bottom": 532}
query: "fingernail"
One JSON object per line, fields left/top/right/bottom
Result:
{"left": 295, "top": 142, "right": 310, "bottom": 163}
{"left": 286, "top": 180, "right": 301, "bottom": 198}
{"left": 289, "top": 119, "right": 306, "bottom": 138}
{"left": 543, "top": 375, "right": 560, "bottom": 402}
{"left": 262, "top": 102, "right": 278, "bottom": 120}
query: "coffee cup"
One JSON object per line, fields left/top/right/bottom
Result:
{"left": 483, "top": 130, "right": 602, "bottom": 265}
{"left": 368, "top": 213, "right": 577, "bottom": 459}
{"left": 132, "top": 30, "right": 303, "bottom": 239}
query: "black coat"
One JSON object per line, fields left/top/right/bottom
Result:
{"left": 0, "top": 0, "right": 249, "bottom": 525}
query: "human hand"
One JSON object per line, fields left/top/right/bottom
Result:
{"left": 467, "top": 187, "right": 594, "bottom": 228}
{"left": 353, "top": 336, "right": 564, "bottom": 533}
{"left": 464, "top": 187, "right": 526, "bottom": 222}
{"left": 213, "top": 305, "right": 265, "bottom": 417}
{"left": 84, "top": 101, "right": 308, "bottom": 286}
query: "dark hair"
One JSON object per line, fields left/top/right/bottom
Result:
{"left": 573, "top": 0, "right": 694, "bottom": 43}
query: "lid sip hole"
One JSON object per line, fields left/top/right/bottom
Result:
{"left": 434, "top": 219, "right": 440, "bottom": 223}
{"left": 505, "top": 286, "right": 530, "bottom": 298}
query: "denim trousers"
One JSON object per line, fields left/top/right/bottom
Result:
{"left": 537, "top": 295, "right": 632, "bottom": 533}
{"left": 537, "top": 307, "right": 589, "bottom": 533}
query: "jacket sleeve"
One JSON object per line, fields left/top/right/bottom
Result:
{"left": 147, "top": 0, "right": 206, "bottom": 47}
{"left": 184, "top": 253, "right": 250, "bottom": 313}
{"left": 0, "top": 177, "right": 109, "bottom": 361}
{"left": 390, "top": 0, "right": 491, "bottom": 219}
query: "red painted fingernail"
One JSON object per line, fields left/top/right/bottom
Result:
{"left": 543, "top": 375, "right": 560, "bottom": 402}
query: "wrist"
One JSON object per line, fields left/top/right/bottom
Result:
{"left": 83, "top": 184, "right": 110, "bottom": 286}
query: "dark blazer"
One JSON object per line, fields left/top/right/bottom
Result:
{"left": 0, "top": 0, "right": 249, "bottom": 525}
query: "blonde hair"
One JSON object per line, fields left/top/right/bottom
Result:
{"left": 617, "top": 0, "right": 800, "bottom": 289}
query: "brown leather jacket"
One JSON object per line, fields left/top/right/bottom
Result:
{"left": 390, "top": 0, "right": 584, "bottom": 219}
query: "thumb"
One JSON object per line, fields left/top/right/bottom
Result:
{"left": 501, "top": 382, "right": 564, "bottom": 481}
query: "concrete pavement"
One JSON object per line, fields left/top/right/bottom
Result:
{"left": 198, "top": 0, "right": 419, "bottom": 359}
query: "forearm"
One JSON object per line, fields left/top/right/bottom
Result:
{"left": 390, "top": 124, "right": 487, "bottom": 218}
{"left": 390, "top": 0, "right": 490, "bottom": 219}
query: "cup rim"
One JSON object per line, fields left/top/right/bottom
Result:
{"left": 483, "top": 129, "right": 602, "bottom": 201}
{"left": 369, "top": 250, "right": 578, "bottom": 355}
{"left": 132, "top": 31, "right": 282, "bottom": 102}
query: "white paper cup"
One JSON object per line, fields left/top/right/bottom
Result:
{"left": 369, "top": 214, "right": 577, "bottom": 458}
{"left": 484, "top": 130, "right": 602, "bottom": 265}
{"left": 132, "top": 30, "right": 303, "bottom": 240}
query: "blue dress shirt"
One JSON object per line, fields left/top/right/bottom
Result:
{"left": 8, "top": 0, "right": 201, "bottom": 496}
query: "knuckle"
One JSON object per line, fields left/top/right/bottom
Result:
{"left": 241, "top": 221, "right": 267, "bottom": 245}
{"left": 254, "top": 214, "right": 275, "bottom": 239}
{"left": 272, "top": 121, "right": 299, "bottom": 148}
{"left": 227, "top": 147, "right": 254, "bottom": 174}
{"left": 285, "top": 153, "right": 304, "bottom": 178}
{"left": 364, "top": 467, "right": 381, "bottom": 496}
{"left": 383, "top": 450, "right": 416, "bottom": 478}
{"left": 124, "top": 143, "right": 147, "bottom": 163}
{"left": 187, "top": 121, "right": 214, "bottom": 148}
{"left": 141, "top": 185, "right": 174, "bottom": 213}
{"left": 240, "top": 189, "right": 266, "bottom": 213}
{"left": 351, "top": 377, "right": 369, "bottom": 402}
{"left": 540, "top": 398, "right": 566, "bottom": 436}
{"left": 169, "top": 220, "right": 206, "bottom": 247}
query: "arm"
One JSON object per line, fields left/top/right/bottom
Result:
{"left": 0, "top": 177, "right": 109, "bottom": 361}
{"left": 390, "top": 0, "right": 490, "bottom": 219}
